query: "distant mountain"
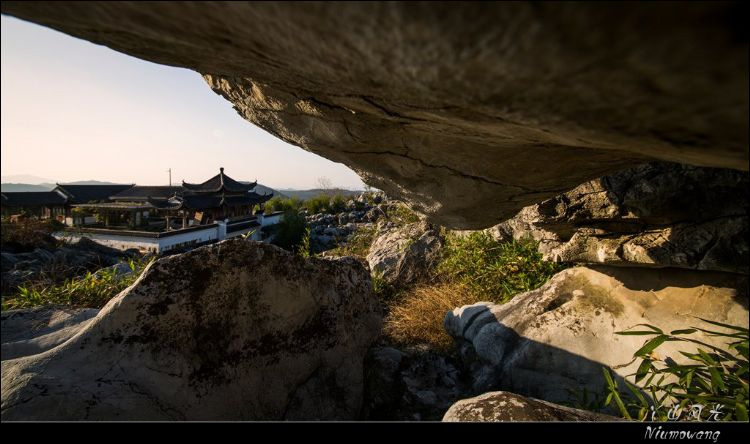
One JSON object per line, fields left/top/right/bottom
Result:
{"left": 60, "top": 180, "right": 124, "bottom": 186}
{"left": 0, "top": 174, "right": 55, "bottom": 185}
{"left": 278, "top": 188, "right": 361, "bottom": 201}
{"left": 252, "top": 184, "right": 288, "bottom": 199}
{"left": 1, "top": 183, "right": 54, "bottom": 192}
{"left": 1, "top": 180, "right": 124, "bottom": 193}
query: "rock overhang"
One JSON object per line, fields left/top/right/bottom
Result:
{"left": 2, "top": 2, "right": 747, "bottom": 229}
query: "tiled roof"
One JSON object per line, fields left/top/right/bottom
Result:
{"left": 1, "top": 191, "right": 68, "bottom": 207}
{"left": 110, "top": 186, "right": 183, "bottom": 201}
{"left": 182, "top": 167, "right": 257, "bottom": 193}
{"left": 181, "top": 192, "right": 272, "bottom": 210}
{"left": 55, "top": 184, "right": 134, "bottom": 204}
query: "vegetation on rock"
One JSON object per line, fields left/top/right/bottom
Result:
{"left": 383, "top": 232, "right": 566, "bottom": 352}
{"left": 601, "top": 319, "right": 749, "bottom": 421}
{"left": 2, "top": 257, "right": 152, "bottom": 310}
{"left": 1, "top": 218, "right": 64, "bottom": 251}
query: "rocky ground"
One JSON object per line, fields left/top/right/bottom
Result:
{"left": 1, "top": 237, "right": 141, "bottom": 296}
{"left": 0, "top": 3, "right": 748, "bottom": 422}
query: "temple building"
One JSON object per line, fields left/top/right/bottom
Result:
{"left": 71, "top": 168, "right": 273, "bottom": 230}
{"left": 2, "top": 168, "right": 281, "bottom": 253}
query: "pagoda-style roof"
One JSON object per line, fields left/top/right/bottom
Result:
{"left": 1, "top": 191, "right": 68, "bottom": 207}
{"left": 182, "top": 167, "right": 257, "bottom": 194}
{"left": 54, "top": 183, "right": 134, "bottom": 204}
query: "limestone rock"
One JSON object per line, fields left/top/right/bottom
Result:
{"left": 443, "top": 391, "right": 617, "bottom": 422}
{"left": 2, "top": 3, "right": 746, "bottom": 228}
{"left": 444, "top": 266, "right": 748, "bottom": 404}
{"left": 1, "top": 239, "right": 381, "bottom": 420}
{"left": 363, "top": 345, "right": 468, "bottom": 421}
{"left": 367, "top": 222, "right": 443, "bottom": 287}
{"left": 1, "top": 306, "right": 99, "bottom": 361}
{"left": 491, "top": 162, "right": 748, "bottom": 273}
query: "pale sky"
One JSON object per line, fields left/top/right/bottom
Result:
{"left": 0, "top": 15, "right": 366, "bottom": 190}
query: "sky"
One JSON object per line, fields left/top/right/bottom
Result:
{"left": 0, "top": 15, "right": 366, "bottom": 190}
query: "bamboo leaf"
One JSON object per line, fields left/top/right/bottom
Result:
{"left": 634, "top": 335, "right": 668, "bottom": 358}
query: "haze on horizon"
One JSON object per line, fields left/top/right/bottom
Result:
{"left": 0, "top": 15, "right": 367, "bottom": 190}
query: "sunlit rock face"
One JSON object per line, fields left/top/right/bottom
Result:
{"left": 444, "top": 266, "right": 749, "bottom": 405}
{"left": 1, "top": 240, "right": 381, "bottom": 420}
{"left": 490, "top": 162, "right": 749, "bottom": 273}
{"left": 2, "top": 2, "right": 747, "bottom": 228}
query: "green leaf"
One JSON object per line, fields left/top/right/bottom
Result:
{"left": 736, "top": 403, "right": 749, "bottom": 422}
{"left": 695, "top": 317, "right": 749, "bottom": 333}
{"left": 709, "top": 367, "right": 726, "bottom": 392}
{"left": 635, "top": 359, "right": 652, "bottom": 383}
{"left": 634, "top": 335, "right": 668, "bottom": 358}
{"left": 670, "top": 329, "right": 697, "bottom": 335}
{"left": 616, "top": 331, "right": 664, "bottom": 336}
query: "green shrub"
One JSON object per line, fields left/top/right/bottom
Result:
{"left": 1, "top": 218, "right": 62, "bottom": 250}
{"left": 386, "top": 202, "right": 420, "bottom": 226}
{"left": 330, "top": 193, "right": 347, "bottom": 214}
{"left": 271, "top": 210, "right": 308, "bottom": 251}
{"left": 327, "top": 225, "right": 377, "bottom": 259}
{"left": 265, "top": 196, "right": 303, "bottom": 214}
{"left": 436, "top": 231, "right": 565, "bottom": 303}
{"left": 601, "top": 319, "right": 749, "bottom": 421}
{"left": 384, "top": 233, "right": 565, "bottom": 351}
{"left": 305, "top": 194, "right": 331, "bottom": 214}
{"left": 1, "top": 258, "right": 152, "bottom": 310}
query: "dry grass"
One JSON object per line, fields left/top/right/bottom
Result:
{"left": 383, "top": 282, "right": 479, "bottom": 353}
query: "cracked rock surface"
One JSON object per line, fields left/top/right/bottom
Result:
{"left": 490, "top": 162, "right": 749, "bottom": 273}
{"left": 2, "top": 2, "right": 747, "bottom": 228}
{"left": 0, "top": 239, "right": 381, "bottom": 420}
{"left": 443, "top": 391, "right": 617, "bottom": 422}
{"left": 444, "top": 266, "right": 748, "bottom": 405}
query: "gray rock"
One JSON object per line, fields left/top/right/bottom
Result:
{"left": 491, "top": 162, "right": 748, "bottom": 273}
{"left": 1, "top": 239, "right": 381, "bottom": 420}
{"left": 1, "top": 306, "right": 99, "bottom": 361}
{"left": 367, "top": 222, "right": 443, "bottom": 287}
{"left": 444, "top": 266, "right": 748, "bottom": 404}
{"left": 363, "top": 346, "right": 468, "bottom": 421}
{"left": 443, "top": 391, "right": 618, "bottom": 422}
{"left": 3, "top": 3, "right": 746, "bottom": 229}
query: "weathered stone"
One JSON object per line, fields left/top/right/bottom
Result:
{"left": 1, "top": 306, "right": 99, "bottom": 361}
{"left": 1, "top": 239, "right": 381, "bottom": 420}
{"left": 444, "top": 266, "right": 748, "bottom": 404}
{"left": 443, "top": 391, "right": 618, "bottom": 422}
{"left": 367, "top": 222, "right": 443, "bottom": 287}
{"left": 491, "top": 162, "right": 748, "bottom": 273}
{"left": 363, "top": 345, "right": 468, "bottom": 421}
{"left": 2, "top": 3, "right": 746, "bottom": 228}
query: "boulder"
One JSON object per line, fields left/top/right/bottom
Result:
{"left": 443, "top": 391, "right": 617, "bottom": 422}
{"left": 1, "top": 239, "right": 381, "bottom": 420}
{"left": 2, "top": 2, "right": 746, "bottom": 229}
{"left": 367, "top": 222, "right": 443, "bottom": 287}
{"left": 363, "top": 345, "right": 468, "bottom": 421}
{"left": 491, "top": 162, "right": 748, "bottom": 273}
{"left": 444, "top": 266, "right": 748, "bottom": 404}
{"left": 1, "top": 306, "right": 99, "bottom": 361}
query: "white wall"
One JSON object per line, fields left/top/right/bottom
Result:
{"left": 56, "top": 232, "right": 160, "bottom": 253}
{"left": 262, "top": 212, "right": 283, "bottom": 227}
{"left": 159, "top": 226, "right": 220, "bottom": 252}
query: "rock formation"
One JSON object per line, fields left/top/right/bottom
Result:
{"left": 443, "top": 391, "right": 617, "bottom": 422}
{"left": 367, "top": 221, "right": 443, "bottom": 287}
{"left": 1, "top": 306, "right": 99, "bottom": 361}
{"left": 490, "top": 162, "right": 748, "bottom": 273}
{"left": 444, "top": 266, "right": 748, "bottom": 404}
{"left": 363, "top": 345, "right": 467, "bottom": 421}
{"left": 1, "top": 239, "right": 381, "bottom": 420}
{"left": 2, "top": 2, "right": 746, "bottom": 228}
